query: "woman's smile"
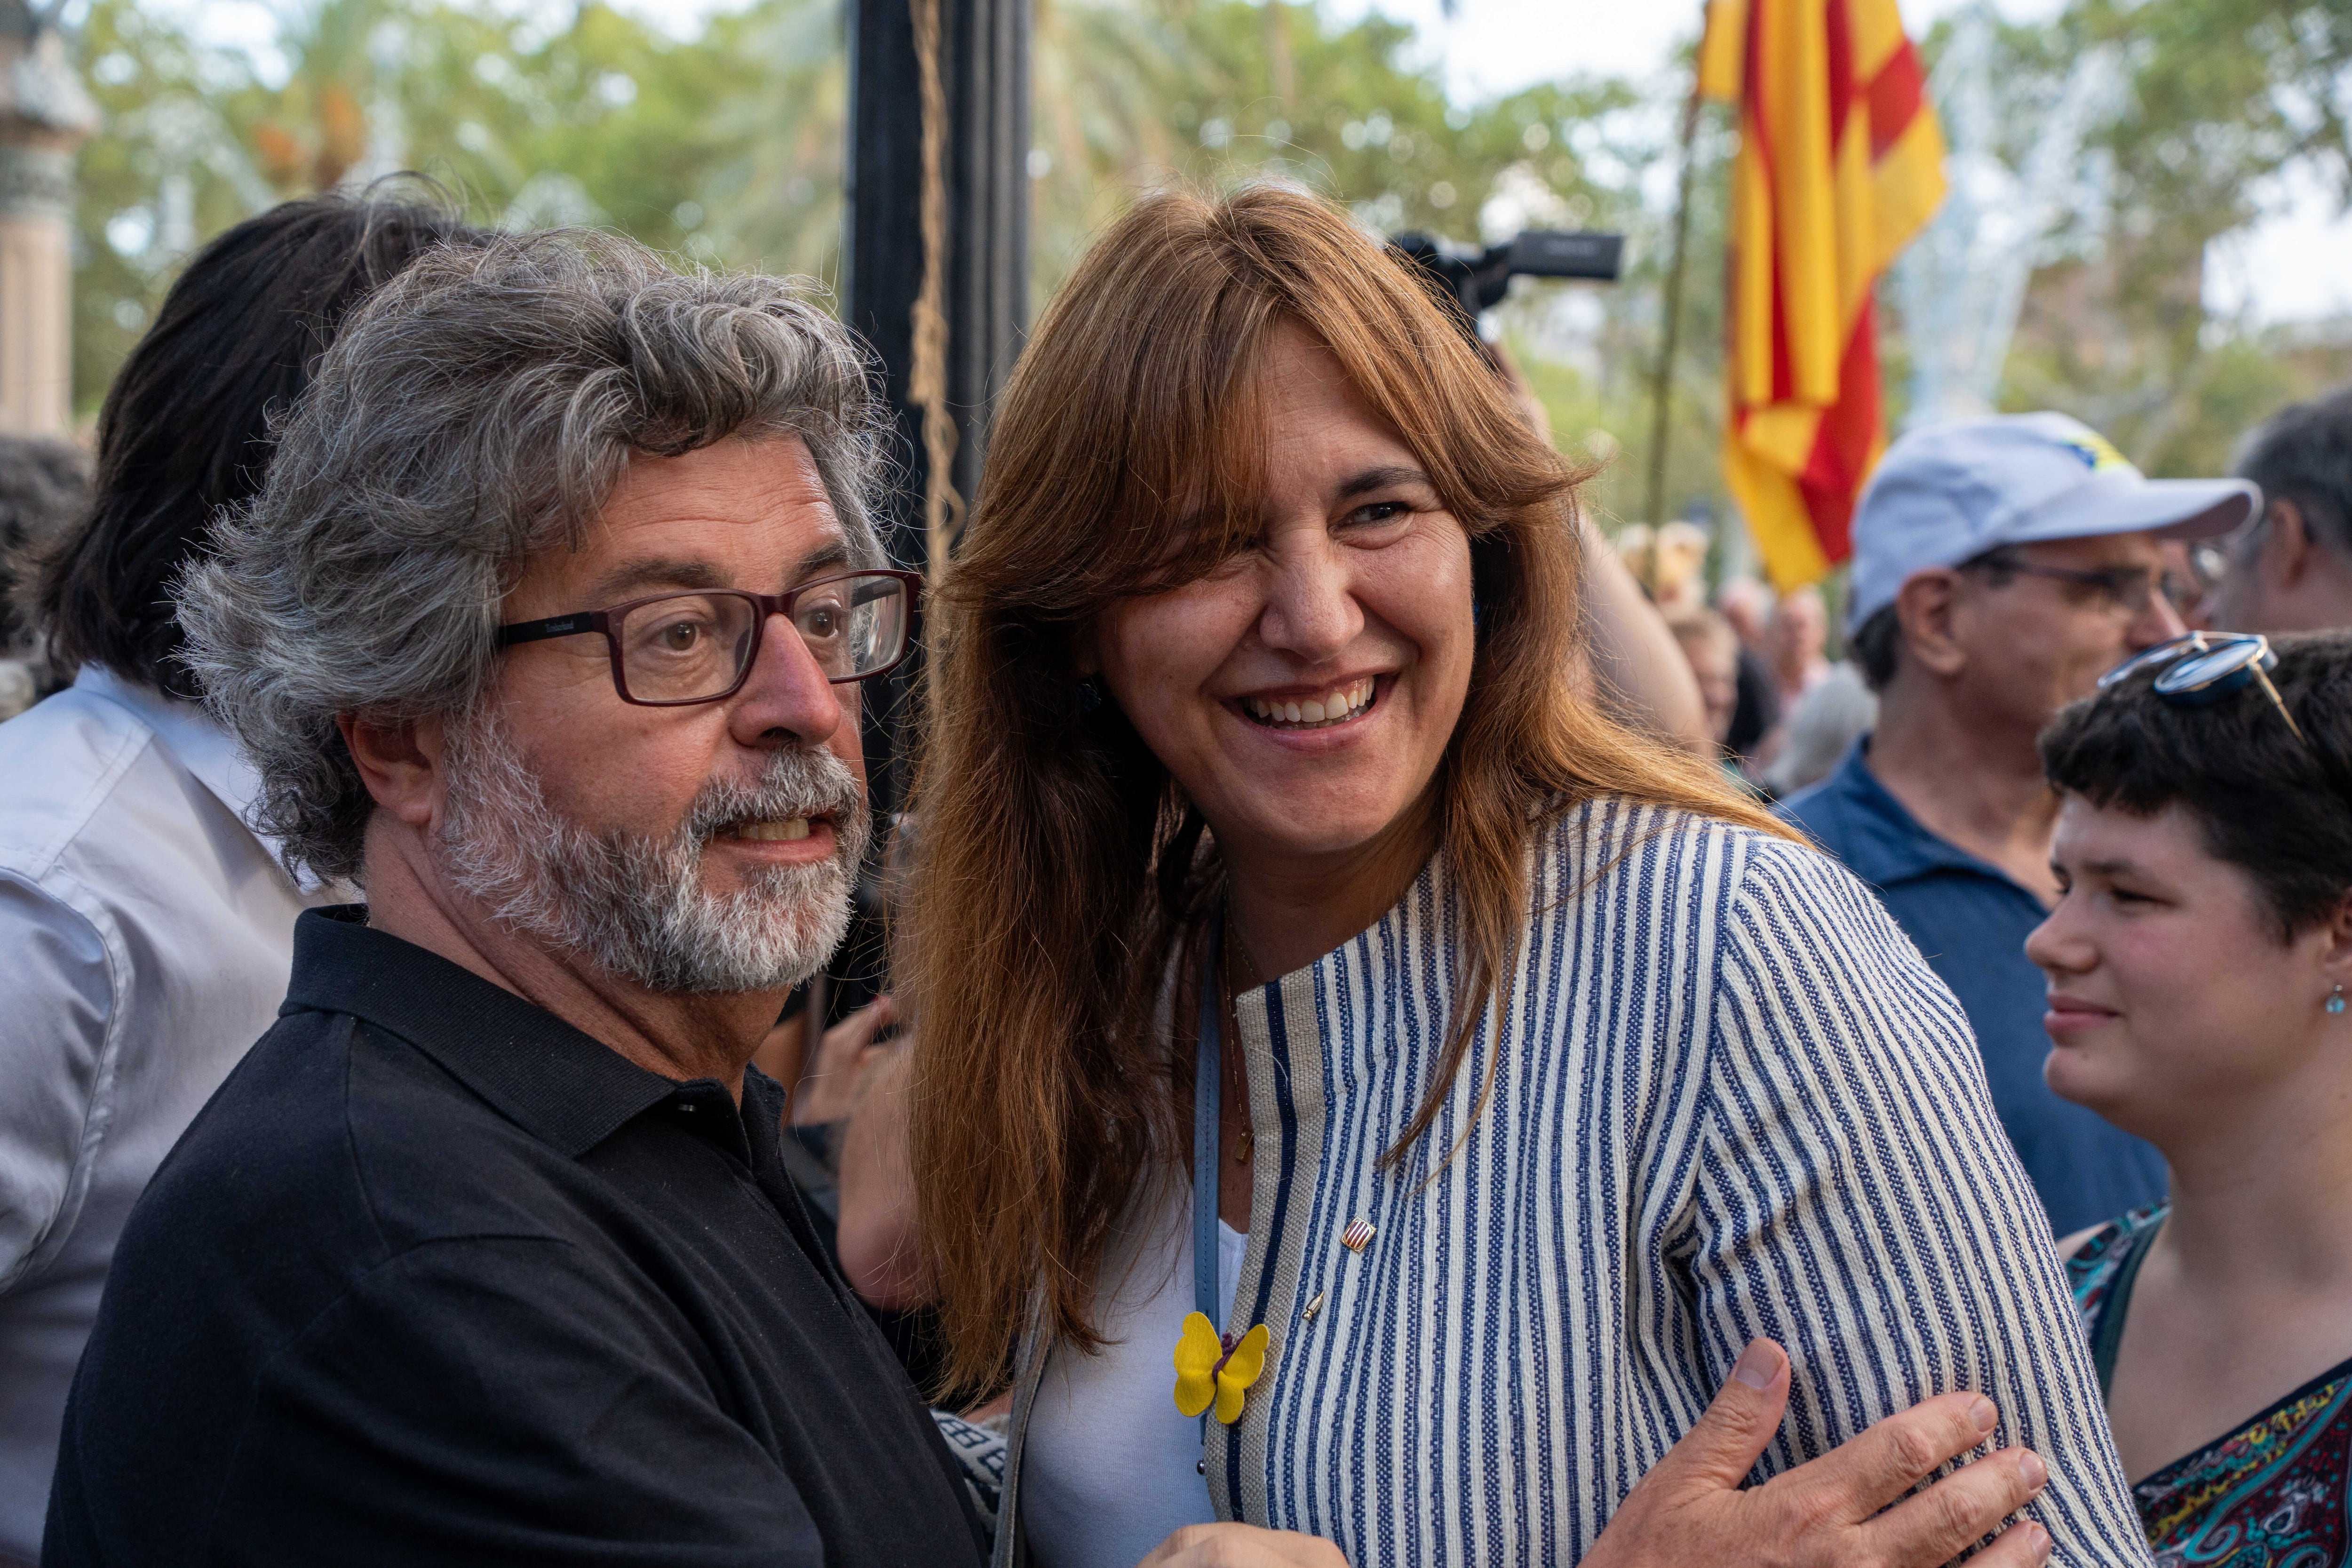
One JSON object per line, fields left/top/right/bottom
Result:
{"left": 2042, "top": 991, "right": 2120, "bottom": 1039}
{"left": 1091, "top": 323, "right": 1473, "bottom": 873}
{"left": 1232, "top": 673, "right": 1380, "bottom": 731}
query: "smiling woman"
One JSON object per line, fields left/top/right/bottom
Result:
{"left": 2030, "top": 632, "right": 2352, "bottom": 1565}
{"left": 901, "top": 184, "right": 2150, "bottom": 1568}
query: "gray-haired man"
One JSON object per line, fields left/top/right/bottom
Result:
{"left": 40, "top": 233, "right": 983, "bottom": 1568}
{"left": 44, "top": 235, "right": 2057, "bottom": 1568}
{"left": 2201, "top": 382, "right": 2352, "bottom": 634}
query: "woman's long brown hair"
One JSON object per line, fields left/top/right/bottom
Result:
{"left": 903, "top": 183, "right": 1793, "bottom": 1393}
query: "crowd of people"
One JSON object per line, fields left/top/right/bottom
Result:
{"left": 0, "top": 178, "right": 2348, "bottom": 1568}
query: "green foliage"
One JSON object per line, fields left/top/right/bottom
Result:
{"left": 1025, "top": 0, "right": 1701, "bottom": 521}
{"left": 69, "top": 0, "right": 846, "bottom": 418}
{"left": 1939, "top": 0, "right": 2352, "bottom": 475}
{"left": 60, "top": 0, "right": 2352, "bottom": 534}
{"left": 73, "top": 0, "right": 274, "bottom": 419}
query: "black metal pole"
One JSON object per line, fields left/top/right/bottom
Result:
{"left": 843, "top": 0, "right": 1029, "bottom": 817}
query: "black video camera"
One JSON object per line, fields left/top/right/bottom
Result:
{"left": 1392, "top": 230, "right": 1624, "bottom": 345}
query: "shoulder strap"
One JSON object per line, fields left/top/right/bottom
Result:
{"left": 1193, "top": 916, "right": 1223, "bottom": 1328}
{"left": 2089, "top": 1213, "right": 2163, "bottom": 1401}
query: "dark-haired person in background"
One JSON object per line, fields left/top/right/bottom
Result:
{"left": 1779, "top": 413, "right": 2251, "bottom": 1237}
{"left": 2031, "top": 631, "right": 2352, "bottom": 1563}
{"left": 2196, "top": 383, "right": 2352, "bottom": 636}
{"left": 0, "top": 437, "right": 92, "bottom": 719}
{"left": 0, "top": 190, "right": 481, "bottom": 1564}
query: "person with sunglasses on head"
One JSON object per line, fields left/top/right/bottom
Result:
{"left": 2028, "top": 629, "right": 2352, "bottom": 1565}
{"left": 1779, "top": 414, "right": 2256, "bottom": 1238}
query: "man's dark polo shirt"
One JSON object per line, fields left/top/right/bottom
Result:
{"left": 43, "top": 906, "right": 983, "bottom": 1568}
{"left": 1780, "top": 739, "right": 2167, "bottom": 1237}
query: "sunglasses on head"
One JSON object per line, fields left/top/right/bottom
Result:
{"left": 2097, "top": 631, "right": 2309, "bottom": 747}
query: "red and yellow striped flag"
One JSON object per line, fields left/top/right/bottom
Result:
{"left": 1699, "top": 0, "right": 1946, "bottom": 590}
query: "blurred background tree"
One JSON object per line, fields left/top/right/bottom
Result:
{"left": 1987, "top": 0, "right": 2352, "bottom": 476}
{"left": 59, "top": 0, "right": 2352, "bottom": 548}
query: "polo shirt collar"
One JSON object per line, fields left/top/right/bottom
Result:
{"left": 1812, "top": 735, "right": 2027, "bottom": 891}
{"left": 282, "top": 905, "right": 678, "bottom": 1158}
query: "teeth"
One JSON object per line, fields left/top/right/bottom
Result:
{"left": 733, "top": 818, "right": 811, "bottom": 842}
{"left": 1243, "top": 678, "right": 1376, "bottom": 729}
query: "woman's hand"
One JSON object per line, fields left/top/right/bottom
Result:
{"left": 834, "top": 1035, "right": 926, "bottom": 1309}
{"left": 789, "top": 994, "right": 899, "bottom": 1127}
{"left": 1584, "top": 1339, "right": 2053, "bottom": 1568}
{"left": 1136, "top": 1523, "right": 1347, "bottom": 1567}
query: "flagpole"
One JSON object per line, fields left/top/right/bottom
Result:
{"left": 1643, "top": 68, "right": 1704, "bottom": 533}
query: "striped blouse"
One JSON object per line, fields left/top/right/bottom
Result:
{"left": 991, "top": 797, "right": 2151, "bottom": 1567}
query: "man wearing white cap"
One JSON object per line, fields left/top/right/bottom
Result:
{"left": 1780, "top": 413, "right": 2256, "bottom": 1236}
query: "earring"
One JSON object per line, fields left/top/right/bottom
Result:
{"left": 1076, "top": 676, "right": 1104, "bottom": 716}
{"left": 2330, "top": 984, "right": 2345, "bottom": 1015}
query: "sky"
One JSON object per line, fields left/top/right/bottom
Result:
{"left": 164, "top": 0, "right": 2352, "bottom": 323}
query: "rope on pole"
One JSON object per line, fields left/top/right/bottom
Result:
{"left": 909, "top": 0, "right": 963, "bottom": 581}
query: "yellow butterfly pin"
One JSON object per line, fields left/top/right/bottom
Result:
{"left": 1172, "top": 1312, "right": 1270, "bottom": 1425}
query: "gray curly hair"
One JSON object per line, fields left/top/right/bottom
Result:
{"left": 176, "top": 230, "right": 890, "bottom": 885}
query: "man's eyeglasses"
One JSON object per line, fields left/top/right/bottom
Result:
{"left": 2097, "top": 630, "right": 2308, "bottom": 746}
{"left": 2180, "top": 540, "right": 2233, "bottom": 601}
{"left": 495, "top": 570, "right": 920, "bottom": 707}
{"left": 1969, "top": 547, "right": 2165, "bottom": 619}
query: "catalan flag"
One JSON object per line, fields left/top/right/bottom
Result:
{"left": 1699, "top": 0, "right": 1946, "bottom": 590}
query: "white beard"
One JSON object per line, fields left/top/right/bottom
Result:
{"left": 437, "top": 707, "right": 868, "bottom": 994}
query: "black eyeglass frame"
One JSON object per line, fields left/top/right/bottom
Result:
{"left": 1966, "top": 546, "right": 2167, "bottom": 618}
{"left": 493, "top": 568, "right": 922, "bottom": 708}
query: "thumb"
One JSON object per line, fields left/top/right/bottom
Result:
{"left": 1651, "top": 1338, "right": 1790, "bottom": 1494}
{"left": 830, "top": 995, "right": 897, "bottom": 1055}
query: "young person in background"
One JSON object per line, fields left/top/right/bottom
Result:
{"left": 2032, "top": 630, "right": 2352, "bottom": 1564}
{"left": 1766, "top": 584, "right": 1832, "bottom": 709}
{"left": 0, "top": 191, "right": 483, "bottom": 1565}
{"left": 1665, "top": 606, "right": 1747, "bottom": 787}
{"left": 1715, "top": 577, "right": 1784, "bottom": 764}
{"left": 0, "top": 438, "right": 91, "bottom": 720}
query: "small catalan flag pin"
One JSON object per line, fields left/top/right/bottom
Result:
{"left": 1341, "top": 1218, "right": 1375, "bottom": 1254}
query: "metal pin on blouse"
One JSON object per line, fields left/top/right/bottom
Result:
{"left": 1301, "top": 1290, "right": 1325, "bottom": 1323}
{"left": 1341, "top": 1218, "right": 1375, "bottom": 1254}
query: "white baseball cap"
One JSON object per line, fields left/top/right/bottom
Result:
{"left": 1845, "top": 413, "right": 2258, "bottom": 629}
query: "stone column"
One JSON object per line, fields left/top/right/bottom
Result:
{"left": 0, "top": 7, "right": 94, "bottom": 438}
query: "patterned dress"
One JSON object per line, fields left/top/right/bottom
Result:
{"left": 2069, "top": 1204, "right": 2352, "bottom": 1567}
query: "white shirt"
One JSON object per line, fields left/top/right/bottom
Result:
{"left": 1024, "top": 1186, "right": 1246, "bottom": 1568}
{"left": 0, "top": 668, "right": 329, "bottom": 1564}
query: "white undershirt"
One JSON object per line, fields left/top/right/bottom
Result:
{"left": 1023, "top": 1191, "right": 1247, "bottom": 1568}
